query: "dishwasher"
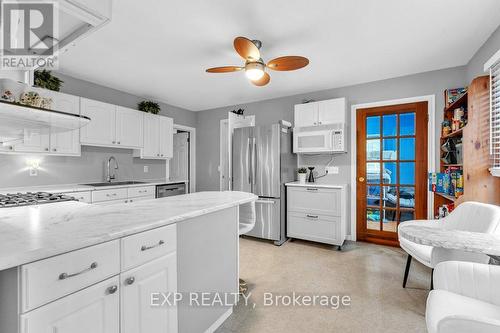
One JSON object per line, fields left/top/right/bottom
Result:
{"left": 156, "top": 182, "right": 187, "bottom": 198}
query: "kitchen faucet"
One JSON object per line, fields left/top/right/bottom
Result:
{"left": 106, "top": 156, "right": 119, "bottom": 182}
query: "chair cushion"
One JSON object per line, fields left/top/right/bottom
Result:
{"left": 399, "top": 237, "right": 432, "bottom": 267}
{"left": 426, "top": 290, "right": 500, "bottom": 333}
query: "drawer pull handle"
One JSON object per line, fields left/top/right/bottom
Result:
{"left": 306, "top": 214, "right": 319, "bottom": 219}
{"left": 141, "top": 240, "right": 165, "bottom": 251}
{"left": 107, "top": 285, "right": 118, "bottom": 294}
{"left": 59, "top": 262, "right": 98, "bottom": 280}
{"left": 125, "top": 277, "right": 135, "bottom": 285}
{"left": 256, "top": 200, "right": 275, "bottom": 205}
{"left": 306, "top": 188, "right": 318, "bottom": 191}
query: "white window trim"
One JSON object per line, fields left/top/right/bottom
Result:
{"left": 484, "top": 49, "right": 500, "bottom": 177}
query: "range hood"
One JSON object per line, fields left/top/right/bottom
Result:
{"left": 0, "top": 101, "right": 90, "bottom": 144}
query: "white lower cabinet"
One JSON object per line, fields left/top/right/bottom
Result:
{"left": 121, "top": 253, "right": 178, "bottom": 333}
{"left": 20, "top": 276, "right": 120, "bottom": 333}
{"left": 286, "top": 185, "right": 347, "bottom": 247}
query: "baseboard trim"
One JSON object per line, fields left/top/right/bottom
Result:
{"left": 204, "top": 307, "right": 233, "bottom": 333}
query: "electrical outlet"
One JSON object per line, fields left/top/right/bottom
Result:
{"left": 29, "top": 168, "right": 38, "bottom": 177}
{"left": 143, "top": 166, "right": 149, "bottom": 173}
{"left": 326, "top": 166, "right": 339, "bottom": 174}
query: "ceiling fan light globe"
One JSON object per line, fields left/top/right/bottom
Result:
{"left": 245, "top": 62, "right": 265, "bottom": 81}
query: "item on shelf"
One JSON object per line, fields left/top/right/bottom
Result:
{"left": 0, "top": 78, "right": 27, "bottom": 103}
{"left": 138, "top": 100, "right": 160, "bottom": 114}
{"left": 231, "top": 108, "right": 245, "bottom": 115}
{"left": 428, "top": 172, "right": 451, "bottom": 194}
{"left": 1, "top": 90, "right": 15, "bottom": 102}
{"left": 451, "top": 119, "right": 461, "bottom": 132}
{"left": 453, "top": 107, "right": 465, "bottom": 121}
{"left": 437, "top": 203, "right": 454, "bottom": 218}
{"left": 455, "top": 143, "right": 463, "bottom": 164}
{"left": 18, "top": 91, "right": 53, "bottom": 109}
{"left": 444, "top": 87, "right": 467, "bottom": 107}
{"left": 446, "top": 166, "right": 463, "bottom": 198}
{"left": 297, "top": 167, "right": 307, "bottom": 184}
{"left": 33, "top": 69, "right": 63, "bottom": 91}
{"left": 441, "top": 120, "right": 451, "bottom": 136}
{"left": 441, "top": 138, "right": 457, "bottom": 153}
{"left": 441, "top": 151, "right": 457, "bottom": 165}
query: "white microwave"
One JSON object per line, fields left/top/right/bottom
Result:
{"left": 293, "top": 127, "right": 345, "bottom": 154}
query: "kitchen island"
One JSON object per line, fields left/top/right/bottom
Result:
{"left": 0, "top": 191, "right": 257, "bottom": 333}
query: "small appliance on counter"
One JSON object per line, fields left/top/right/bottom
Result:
{"left": 307, "top": 167, "right": 315, "bottom": 183}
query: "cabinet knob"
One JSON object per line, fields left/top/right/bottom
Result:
{"left": 112, "top": 141, "right": 116, "bottom": 144}
{"left": 8, "top": 146, "right": 13, "bottom": 150}
{"left": 117, "top": 141, "right": 120, "bottom": 144}
{"left": 44, "top": 148, "right": 49, "bottom": 151}
{"left": 53, "top": 148, "right": 57, "bottom": 152}
{"left": 107, "top": 285, "right": 118, "bottom": 294}
{"left": 125, "top": 277, "right": 135, "bottom": 285}
{"left": 358, "top": 177, "right": 365, "bottom": 183}
{"left": 318, "top": 121, "right": 322, "bottom": 125}
{"left": 157, "top": 154, "right": 160, "bottom": 156}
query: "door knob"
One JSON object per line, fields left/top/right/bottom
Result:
{"left": 125, "top": 277, "right": 135, "bottom": 285}
{"left": 358, "top": 177, "right": 365, "bottom": 182}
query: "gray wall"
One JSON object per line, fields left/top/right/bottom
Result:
{"left": 0, "top": 73, "right": 197, "bottom": 188}
{"left": 466, "top": 24, "right": 500, "bottom": 81}
{"left": 196, "top": 66, "right": 467, "bottom": 193}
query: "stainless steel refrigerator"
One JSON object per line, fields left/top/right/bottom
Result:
{"left": 232, "top": 123, "right": 296, "bottom": 245}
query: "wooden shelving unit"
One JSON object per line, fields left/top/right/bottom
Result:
{"left": 432, "top": 91, "right": 467, "bottom": 217}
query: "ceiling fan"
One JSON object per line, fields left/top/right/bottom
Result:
{"left": 205, "top": 37, "right": 309, "bottom": 87}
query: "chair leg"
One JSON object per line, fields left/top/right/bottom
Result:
{"left": 403, "top": 255, "right": 412, "bottom": 288}
{"left": 430, "top": 269, "right": 434, "bottom": 290}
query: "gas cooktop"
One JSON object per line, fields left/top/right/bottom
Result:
{"left": 0, "top": 192, "right": 76, "bottom": 208}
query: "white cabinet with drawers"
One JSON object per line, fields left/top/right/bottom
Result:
{"left": 91, "top": 185, "right": 156, "bottom": 205}
{"left": 2, "top": 225, "right": 178, "bottom": 333}
{"left": 286, "top": 184, "right": 347, "bottom": 248}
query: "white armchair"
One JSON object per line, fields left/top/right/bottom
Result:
{"left": 398, "top": 201, "right": 500, "bottom": 288}
{"left": 426, "top": 261, "right": 500, "bottom": 333}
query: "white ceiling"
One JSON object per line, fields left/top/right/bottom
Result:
{"left": 57, "top": 0, "right": 500, "bottom": 111}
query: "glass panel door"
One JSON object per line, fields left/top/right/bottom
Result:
{"left": 356, "top": 102, "right": 428, "bottom": 245}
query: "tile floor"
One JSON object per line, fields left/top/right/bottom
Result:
{"left": 217, "top": 238, "right": 431, "bottom": 333}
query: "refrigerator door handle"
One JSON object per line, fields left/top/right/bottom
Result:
{"left": 252, "top": 137, "right": 257, "bottom": 185}
{"left": 255, "top": 200, "right": 275, "bottom": 204}
{"left": 247, "top": 138, "right": 252, "bottom": 185}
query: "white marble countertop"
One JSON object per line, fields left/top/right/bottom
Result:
{"left": 0, "top": 179, "right": 187, "bottom": 194}
{"left": 398, "top": 224, "right": 500, "bottom": 256}
{"left": 0, "top": 191, "right": 256, "bottom": 271}
{"left": 285, "top": 181, "right": 347, "bottom": 189}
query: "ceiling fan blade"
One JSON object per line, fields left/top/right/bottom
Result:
{"left": 206, "top": 66, "right": 243, "bottom": 73}
{"left": 234, "top": 37, "right": 261, "bottom": 61}
{"left": 267, "top": 56, "right": 309, "bottom": 71}
{"left": 251, "top": 72, "right": 270, "bottom": 87}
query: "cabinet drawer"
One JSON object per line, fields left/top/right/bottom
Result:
{"left": 92, "top": 188, "right": 128, "bottom": 202}
{"left": 20, "top": 240, "right": 120, "bottom": 312}
{"left": 20, "top": 276, "right": 120, "bottom": 333}
{"left": 121, "top": 224, "right": 177, "bottom": 271}
{"left": 287, "top": 186, "right": 341, "bottom": 216}
{"left": 287, "top": 212, "right": 340, "bottom": 245}
{"left": 128, "top": 186, "right": 155, "bottom": 198}
{"left": 65, "top": 191, "right": 92, "bottom": 203}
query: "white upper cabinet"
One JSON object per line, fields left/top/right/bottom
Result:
{"left": 159, "top": 116, "right": 173, "bottom": 158}
{"left": 49, "top": 92, "right": 81, "bottom": 155}
{"left": 80, "top": 98, "right": 116, "bottom": 146}
{"left": 294, "top": 98, "right": 346, "bottom": 127}
{"left": 116, "top": 106, "right": 144, "bottom": 148}
{"left": 15, "top": 128, "right": 50, "bottom": 153}
{"left": 135, "top": 114, "right": 173, "bottom": 159}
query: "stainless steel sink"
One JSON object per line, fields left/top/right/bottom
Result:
{"left": 81, "top": 181, "right": 150, "bottom": 187}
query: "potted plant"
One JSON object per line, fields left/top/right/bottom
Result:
{"left": 138, "top": 100, "right": 160, "bottom": 114}
{"left": 34, "top": 70, "right": 63, "bottom": 91}
{"left": 298, "top": 167, "right": 307, "bottom": 184}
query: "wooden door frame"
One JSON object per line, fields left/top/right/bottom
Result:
{"left": 349, "top": 95, "right": 436, "bottom": 242}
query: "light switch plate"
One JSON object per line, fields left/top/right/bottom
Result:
{"left": 143, "top": 166, "right": 149, "bottom": 173}
{"left": 326, "top": 166, "right": 339, "bottom": 174}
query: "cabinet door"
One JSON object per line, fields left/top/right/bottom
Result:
{"left": 143, "top": 113, "right": 160, "bottom": 158}
{"left": 116, "top": 106, "right": 144, "bottom": 148}
{"left": 159, "top": 116, "right": 173, "bottom": 158}
{"left": 15, "top": 128, "right": 50, "bottom": 153}
{"left": 317, "top": 98, "right": 346, "bottom": 125}
{"left": 294, "top": 103, "right": 318, "bottom": 127}
{"left": 20, "top": 277, "right": 120, "bottom": 333}
{"left": 121, "top": 253, "right": 178, "bottom": 333}
{"left": 49, "top": 92, "right": 80, "bottom": 155}
{"left": 80, "top": 98, "right": 116, "bottom": 146}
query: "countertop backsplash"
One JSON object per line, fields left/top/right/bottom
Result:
{"left": 0, "top": 145, "right": 166, "bottom": 188}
